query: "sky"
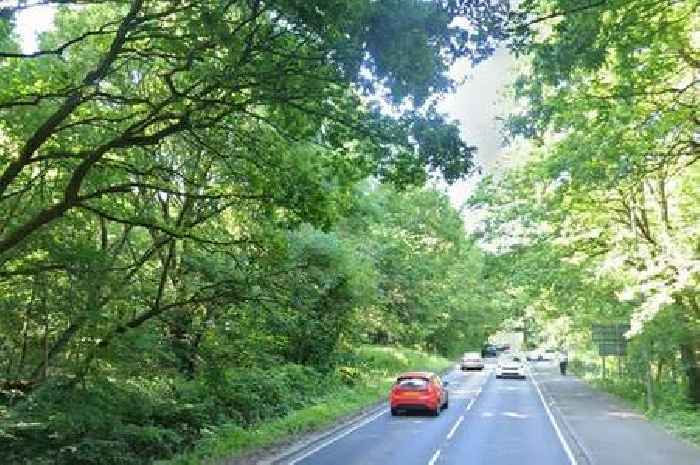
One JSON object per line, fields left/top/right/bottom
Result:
{"left": 9, "top": 4, "right": 517, "bottom": 211}
{"left": 437, "top": 49, "right": 516, "bottom": 208}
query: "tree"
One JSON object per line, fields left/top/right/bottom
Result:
{"left": 0, "top": 0, "right": 513, "bottom": 257}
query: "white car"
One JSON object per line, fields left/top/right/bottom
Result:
{"left": 496, "top": 354, "right": 526, "bottom": 379}
{"left": 527, "top": 349, "right": 544, "bottom": 362}
{"left": 460, "top": 352, "right": 485, "bottom": 370}
{"left": 542, "top": 348, "right": 557, "bottom": 361}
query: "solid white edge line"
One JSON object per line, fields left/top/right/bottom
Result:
{"left": 287, "top": 407, "right": 388, "bottom": 465}
{"left": 446, "top": 415, "right": 464, "bottom": 440}
{"left": 528, "top": 366, "right": 578, "bottom": 465}
{"left": 428, "top": 449, "right": 441, "bottom": 465}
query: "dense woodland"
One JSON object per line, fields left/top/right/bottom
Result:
{"left": 0, "top": 1, "right": 508, "bottom": 463}
{"left": 0, "top": 0, "right": 698, "bottom": 464}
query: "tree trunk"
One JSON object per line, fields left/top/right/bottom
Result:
{"left": 643, "top": 345, "right": 654, "bottom": 411}
{"left": 41, "top": 296, "right": 49, "bottom": 381}
{"left": 655, "top": 358, "right": 664, "bottom": 385}
{"left": 680, "top": 342, "right": 700, "bottom": 404}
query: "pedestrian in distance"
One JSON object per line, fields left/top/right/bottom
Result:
{"left": 559, "top": 350, "right": 569, "bottom": 376}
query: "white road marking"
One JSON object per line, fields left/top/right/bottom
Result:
{"left": 428, "top": 448, "right": 441, "bottom": 465}
{"left": 446, "top": 415, "right": 464, "bottom": 440}
{"left": 287, "top": 407, "right": 388, "bottom": 465}
{"left": 465, "top": 376, "right": 487, "bottom": 412}
{"left": 502, "top": 411, "right": 529, "bottom": 419}
{"left": 466, "top": 398, "right": 475, "bottom": 411}
{"left": 528, "top": 367, "right": 578, "bottom": 465}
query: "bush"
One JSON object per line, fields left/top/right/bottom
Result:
{"left": 1, "top": 377, "right": 187, "bottom": 465}
{"left": 1, "top": 364, "right": 332, "bottom": 465}
{"left": 203, "top": 364, "right": 336, "bottom": 425}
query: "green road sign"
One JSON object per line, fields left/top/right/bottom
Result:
{"left": 591, "top": 324, "right": 630, "bottom": 356}
{"left": 598, "top": 341, "right": 627, "bottom": 356}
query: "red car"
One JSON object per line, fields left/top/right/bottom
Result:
{"left": 389, "top": 371, "right": 449, "bottom": 416}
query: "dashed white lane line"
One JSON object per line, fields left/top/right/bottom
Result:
{"left": 466, "top": 397, "right": 475, "bottom": 411}
{"left": 465, "top": 387, "right": 481, "bottom": 411}
{"left": 446, "top": 415, "right": 464, "bottom": 440}
{"left": 428, "top": 449, "right": 441, "bottom": 465}
{"left": 444, "top": 371, "right": 488, "bottom": 448}
{"left": 428, "top": 370, "right": 490, "bottom": 465}
{"left": 528, "top": 367, "right": 578, "bottom": 465}
{"left": 465, "top": 377, "right": 487, "bottom": 412}
{"left": 287, "top": 407, "right": 388, "bottom": 465}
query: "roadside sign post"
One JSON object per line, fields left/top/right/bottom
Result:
{"left": 602, "top": 355, "right": 606, "bottom": 379}
{"left": 591, "top": 324, "right": 630, "bottom": 379}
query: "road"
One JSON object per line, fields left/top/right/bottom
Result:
{"left": 282, "top": 361, "right": 573, "bottom": 465}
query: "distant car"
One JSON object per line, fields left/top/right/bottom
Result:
{"left": 390, "top": 372, "right": 449, "bottom": 416}
{"left": 460, "top": 352, "right": 485, "bottom": 370}
{"left": 481, "top": 344, "right": 498, "bottom": 358}
{"left": 527, "top": 349, "right": 544, "bottom": 362}
{"left": 496, "top": 354, "right": 526, "bottom": 379}
{"left": 542, "top": 348, "right": 557, "bottom": 361}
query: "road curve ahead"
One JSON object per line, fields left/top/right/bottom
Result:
{"left": 281, "top": 363, "right": 572, "bottom": 465}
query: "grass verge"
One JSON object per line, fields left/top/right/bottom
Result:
{"left": 652, "top": 409, "right": 700, "bottom": 447}
{"left": 160, "top": 345, "right": 452, "bottom": 465}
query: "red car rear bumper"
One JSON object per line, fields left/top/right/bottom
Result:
{"left": 390, "top": 394, "right": 439, "bottom": 410}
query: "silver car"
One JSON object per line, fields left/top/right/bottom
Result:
{"left": 460, "top": 352, "right": 485, "bottom": 370}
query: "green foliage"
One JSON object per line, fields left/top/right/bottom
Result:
{"left": 0, "top": 345, "right": 451, "bottom": 465}
{"left": 654, "top": 409, "right": 700, "bottom": 448}
{"left": 0, "top": 177, "right": 481, "bottom": 465}
{"left": 2, "top": 365, "right": 332, "bottom": 465}
{"left": 337, "top": 185, "right": 495, "bottom": 354}
{"left": 0, "top": 0, "right": 499, "bottom": 413}
{"left": 0, "top": 0, "right": 504, "bottom": 265}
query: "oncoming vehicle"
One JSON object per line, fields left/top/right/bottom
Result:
{"left": 542, "top": 348, "right": 557, "bottom": 361}
{"left": 496, "top": 354, "right": 526, "bottom": 379}
{"left": 481, "top": 344, "right": 498, "bottom": 358}
{"left": 460, "top": 352, "right": 485, "bottom": 370}
{"left": 389, "top": 372, "right": 449, "bottom": 416}
{"left": 527, "top": 349, "right": 544, "bottom": 362}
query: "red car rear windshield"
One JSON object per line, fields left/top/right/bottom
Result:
{"left": 396, "top": 377, "right": 429, "bottom": 389}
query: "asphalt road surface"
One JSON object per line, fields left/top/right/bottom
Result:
{"left": 283, "top": 361, "right": 572, "bottom": 465}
